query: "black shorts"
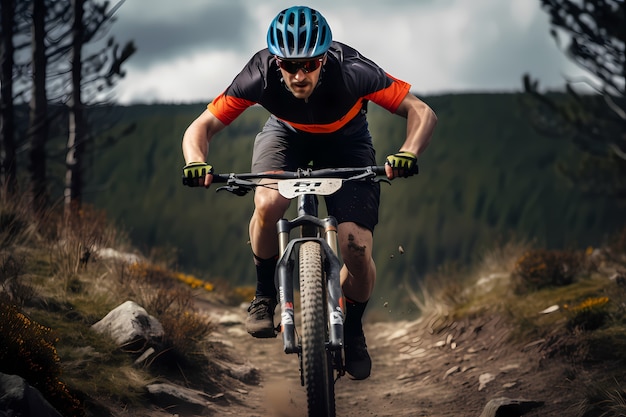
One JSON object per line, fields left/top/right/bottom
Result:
{"left": 251, "top": 116, "right": 380, "bottom": 231}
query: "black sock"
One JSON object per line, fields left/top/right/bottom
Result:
{"left": 254, "top": 254, "right": 278, "bottom": 299}
{"left": 344, "top": 298, "right": 368, "bottom": 337}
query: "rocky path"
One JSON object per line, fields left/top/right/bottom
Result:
{"left": 198, "top": 301, "right": 575, "bottom": 417}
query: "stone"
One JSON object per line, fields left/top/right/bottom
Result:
{"left": 479, "top": 397, "right": 544, "bottom": 417}
{"left": 91, "top": 300, "right": 164, "bottom": 350}
{"left": 478, "top": 373, "right": 496, "bottom": 391}
{"left": 146, "top": 382, "right": 219, "bottom": 415}
{"left": 0, "top": 372, "right": 63, "bottom": 417}
{"left": 444, "top": 366, "right": 460, "bottom": 379}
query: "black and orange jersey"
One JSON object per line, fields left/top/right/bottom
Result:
{"left": 208, "top": 41, "right": 411, "bottom": 134}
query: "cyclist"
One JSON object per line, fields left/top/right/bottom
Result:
{"left": 181, "top": 6, "right": 437, "bottom": 380}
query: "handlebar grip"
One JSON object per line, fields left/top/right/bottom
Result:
{"left": 210, "top": 174, "right": 230, "bottom": 184}
{"left": 372, "top": 165, "right": 387, "bottom": 176}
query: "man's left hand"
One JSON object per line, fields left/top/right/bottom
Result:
{"left": 385, "top": 151, "right": 418, "bottom": 178}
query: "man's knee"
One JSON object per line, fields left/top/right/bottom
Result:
{"left": 253, "top": 188, "right": 289, "bottom": 223}
{"left": 339, "top": 223, "right": 373, "bottom": 260}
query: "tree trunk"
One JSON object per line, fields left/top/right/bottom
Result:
{"left": 65, "top": 0, "right": 86, "bottom": 217}
{"left": 28, "top": 0, "right": 49, "bottom": 209}
{"left": 0, "top": 0, "right": 17, "bottom": 198}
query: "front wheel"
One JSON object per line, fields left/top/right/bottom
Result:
{"left": 299, "top": 241, "right": 335, "bottom": 417}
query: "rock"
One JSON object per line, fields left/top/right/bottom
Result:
{"left": 539, "top": 305, "right": 559, "bottom": 314}
{"left": 444, "top": 366, "right": 460, "bottom": 379}
{"left": 0, "top": 372, "right": 63, "bottom": 417}
{"left": 96, "top": 247, "right": 143, "bottom": 264}
{"left": 146, "top": 382, "right": 220, "bottom": 415}
{"left": 478, "top": 373, "right": 496, "bottom": 391}
{"left": 214, "top": 359, "right": 260, "bottom": 385}
{"left": 499, "top": 364, "right": 520, "bottom": 373}
{"left": 387, "top": 328, "right": 408, "bottom": 341}
{"left": 91, "top": 301, "right": 164, "bottom": 351}
{"left": 218, "top": 312, "right": 243, "bottom": 326}
{"left": 479, "top": 397, "right": 544, "bottom": 417}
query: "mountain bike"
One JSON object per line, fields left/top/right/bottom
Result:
{"left": 195, "top": 165, "right": 389, "bottom": 417}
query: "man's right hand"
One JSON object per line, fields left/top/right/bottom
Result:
{"left": 182, "top": 162, "right": 213, "bottom": 187}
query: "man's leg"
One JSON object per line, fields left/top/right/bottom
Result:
{"left": 339, "top": 222, "right": 376, "bottom": 301}
{"left": 245, "top": 183, "right": 290, "bottom": 338}
{"left": 339, "top": 221, "right": 376, "bottom": 380}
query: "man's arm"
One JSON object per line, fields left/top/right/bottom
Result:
{"left": 385, "top": 93, "right": 437, "bottom": 179}
{"left": 182, "top": 108, "right": 227, "bottom": 187}
{"left": 394, "top": 92, "right": 437, "bottom": 157}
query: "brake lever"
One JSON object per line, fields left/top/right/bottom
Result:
{"left": 373, "top": 177, "right": 391, "bottom": 185}
{"left": 215, "top": 185, "right": 251, "bottom": 196}
{"left": 345, "top": 170, "right": 390, "bottom": 186}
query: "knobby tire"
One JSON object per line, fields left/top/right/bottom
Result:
{"left": 299, "top": 241, "right": 335, "bottom": 417}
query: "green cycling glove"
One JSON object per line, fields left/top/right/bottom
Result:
{"left": 182, "top": 162, "right": 213, "bottom": 186}
{"left": 385, "top": 151, "right": 418, "bottom": 177}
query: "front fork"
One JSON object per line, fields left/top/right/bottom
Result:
{"left": 275, "top": 215, "right": 345, "bottom": 355}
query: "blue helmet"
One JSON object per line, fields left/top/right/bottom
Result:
{"left": 267, "top": 6, "right": 332, "bottom": 58}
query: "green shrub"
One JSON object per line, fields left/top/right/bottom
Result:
{"left": 512, "top": 249, "right": 584, "bottom": 293}
{"left": 565, "top": 296, "right": 610, "bottom": 332}
{"left": 0, "top": 302, "right": 84, "bottom": 417}
{"left": 49, "top": 205, "right": 115, "bottom": 288}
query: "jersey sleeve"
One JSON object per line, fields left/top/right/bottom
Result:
{"left": 207, "top": 93, "right": 255, "bottom": 126}
{"left": 364, "top": 74, "right": 411, "bottom": 113}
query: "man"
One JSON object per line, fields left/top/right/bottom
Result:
{"left": 181, "top": 6, "right": 437, "bottom": 380}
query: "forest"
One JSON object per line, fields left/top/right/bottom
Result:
{"left": 2, "top": 0, "right": 624, "bottom": 309}
{"left": 77, "top": 95, "right": 625, "bottom": 308}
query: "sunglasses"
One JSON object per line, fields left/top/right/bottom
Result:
{"left": 275, "top": 56, "right": 324, "bottom": 74}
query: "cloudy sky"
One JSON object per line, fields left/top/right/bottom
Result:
{"left": 110, "top": 0, "right": 582, "bottom": 104}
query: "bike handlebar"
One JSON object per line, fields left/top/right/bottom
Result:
{"left": 185, "top": 165, "right": 391, "bottom": 196}
{"left": 210, "top": 165, "right": 387, "bottom": 184}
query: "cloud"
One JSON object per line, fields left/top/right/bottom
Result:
{"left": 113, "top": 2, "right": 255, "bottom": 68}
{"left": 111, "top": 0, "right": 582, "bottom": 104}
{"left": 115, "top": 49, "right": 249, "bottom": 104}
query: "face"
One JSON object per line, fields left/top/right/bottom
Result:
{"left": 276, "top": 55, "right": 326, "bottom": 100}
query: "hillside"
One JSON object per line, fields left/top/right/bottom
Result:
{"left": 80, "top": 93, "right": 625, "bottom": 313}
{"left": 2, "top": 193, "right": 625, "bottom": 416}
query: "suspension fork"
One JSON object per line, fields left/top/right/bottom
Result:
{"left": 276, "top": 194, "right": 344, "bottom": 354}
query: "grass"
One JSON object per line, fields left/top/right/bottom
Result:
{"left": 0, "top": 195, "right": 251, "bottom": 416}
{"left": 408, "top": 230, "right": 626, "bottom": 417}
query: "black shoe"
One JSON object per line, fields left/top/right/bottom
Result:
{"left": 245, "top": 296, "right": 277, "bottom": 338}
{"left": 344, "top": 331, "right": 371, "bottom": 380}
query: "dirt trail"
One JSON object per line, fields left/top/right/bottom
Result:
{"left": 196, "top": 299, "right": 585, "bottom": 417}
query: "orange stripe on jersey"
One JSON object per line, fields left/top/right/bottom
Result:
{"left": 364, "top": 74, "right": 411, "bottom": 113}
{"left": 207, "top": 92, "right": 256, "bottom": 125}
{"left": 278, "top": 99, "right": 365, "bottom": 134}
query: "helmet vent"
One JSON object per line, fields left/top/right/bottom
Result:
{"left": 288, "top": 32, "right": 295, "bottom": 53}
